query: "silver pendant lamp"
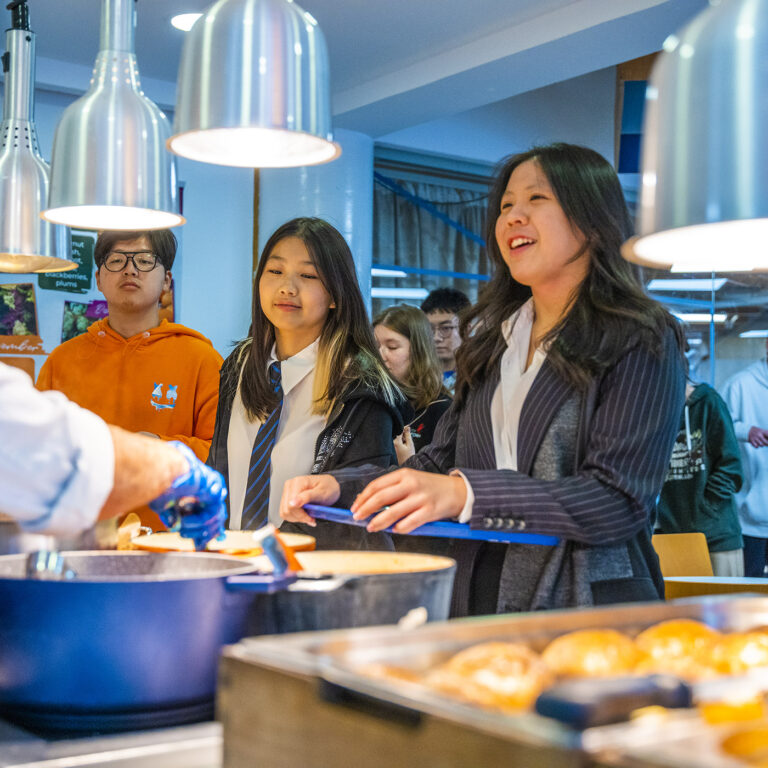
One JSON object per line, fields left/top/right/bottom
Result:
{"left": 43, "top": 0, "right": 183, "bottom": 231}
{"left": 623, "top": 0, "right": 768, "bottom": 273}
{"left": 0, "top": 0, "right": 73, "bottom": 273}
{"left": 169, "top": 0, "right": 340, "bottom": 168}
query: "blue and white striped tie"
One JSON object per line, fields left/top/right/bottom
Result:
{"left": 241, "top": 362, "right": 282, "bottom": 530}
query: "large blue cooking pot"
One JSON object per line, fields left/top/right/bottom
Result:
{"left": 0, "top": 550, "right": 454, "bottom": 732}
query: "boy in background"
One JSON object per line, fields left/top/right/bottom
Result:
{"left": 421, "top": 287, "right": 470, "bottom": 395}
{"left": 37, "top": 229, "right": 222, "bottom": 529}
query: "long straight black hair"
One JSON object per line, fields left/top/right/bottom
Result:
{"left": 239, "top": 217, "right": 399, "bottom": 421}
{"left": 455, "top": 143, "right": 684, "bottom": 407}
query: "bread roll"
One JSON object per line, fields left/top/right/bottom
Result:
{"left": 541, "top": 629, "right": 638, "bottom": 677}
{"left": 634, "top": 619, "right": 720, "bottom": 679}
{"left": 425, "top": 642, "right": 553, "bottom": 712}
{"left": 709, "top": 630, "right": 768, "bottom": 675}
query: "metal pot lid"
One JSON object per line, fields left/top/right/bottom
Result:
{"left": 0, "top": 550, "right": 259, "bottom": 582}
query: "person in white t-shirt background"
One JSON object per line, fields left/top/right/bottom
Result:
{"left": 721, "top": 339, "right": 768, "bottom": 576}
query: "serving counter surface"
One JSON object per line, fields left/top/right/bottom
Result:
{"left": 217, "top": 595, "right": 768, "bottom": 768}
{"left": 0, "top": 719, "right": 221, "bottom": 768}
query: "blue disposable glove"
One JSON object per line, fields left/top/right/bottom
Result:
{"left": 149, "top": 441, "right": 227, "bottom": 551}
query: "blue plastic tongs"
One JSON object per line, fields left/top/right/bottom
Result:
{"left": 304, "top": 504, "right": 558, "bottom": 546}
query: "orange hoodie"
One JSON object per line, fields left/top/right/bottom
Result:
{"left": 37, "top": 318, "right": 223, "bottom": 529}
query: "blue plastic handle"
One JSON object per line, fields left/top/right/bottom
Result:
{"left": 304, "top": 504, "right": 558, "bottom": 546}
{"left": 224, "top": 572, "right": 298, "bottom": 593}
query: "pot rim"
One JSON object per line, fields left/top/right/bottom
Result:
{"left": 0, "top": 550, "right": 260, "bottom": 583}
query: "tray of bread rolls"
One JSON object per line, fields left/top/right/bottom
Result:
{"left": 223, "top": 595, "right": 768, "bottom": 767}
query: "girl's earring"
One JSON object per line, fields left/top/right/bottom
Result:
{"left": 330, "top": 302, "right": 336, "bottom": 309}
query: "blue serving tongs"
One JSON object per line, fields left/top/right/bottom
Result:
{"left": 304, "top": 504, "right": 558, "bottom": 546}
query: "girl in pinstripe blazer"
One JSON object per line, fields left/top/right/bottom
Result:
{"left": 281, "top": 144, "right": 686, "bottom": 616}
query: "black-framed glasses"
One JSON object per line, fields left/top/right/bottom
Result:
{"left": 431, "top": 323, "right": 459, "bottom": 339}
{"left": 103, "top": 250, "right": 159, "bottom": 272}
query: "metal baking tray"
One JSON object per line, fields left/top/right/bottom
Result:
{"left": 226, "top": 595, "right": 768, "bottom": 767}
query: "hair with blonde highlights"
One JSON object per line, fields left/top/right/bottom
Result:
{"left": 373, "top": 304, "right": 447, "bottom": 411}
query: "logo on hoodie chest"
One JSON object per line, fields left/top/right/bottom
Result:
{"left": 151, "top": 383, "right": 178, "bottom": 411}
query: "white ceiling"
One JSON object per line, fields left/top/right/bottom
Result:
{"left": 19, "top": 0, "right": 707, "bottom": 138}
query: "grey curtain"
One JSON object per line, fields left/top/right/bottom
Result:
{"left": 372, "top": 176, "right": 490, "bottom": 315}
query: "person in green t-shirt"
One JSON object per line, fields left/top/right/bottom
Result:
{"left": 657, "top": 380, "right": 744, "bottom": 576}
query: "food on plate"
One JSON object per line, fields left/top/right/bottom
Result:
{"left": 351, "top": 619, "right": 768, "bottom": 720}
{"left": 709, "top": 631, "right": 768, "bottom": 675}
{"left": 541, "top": 629, "right": 639, "bottom": 677}
{"left": 425, "top": 642, "right": 554, "bottom": 712}
{"left": 634, "top": 618, "right": 721, "bottom": 679}
{"left": 721, "top": 725, "right": 768, "bottom": 764}
{"left": 249, "top": 550, "right": 455, "bottom": 575}
{"left": 699, "top": 697, "right": 766, "bottom": 725}
{"left": 131, "top": 529, "right": 316, "bottom": 555}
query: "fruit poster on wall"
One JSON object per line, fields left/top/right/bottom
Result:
{"left": 61, "top": 299, "right": 109, "bottom": 343}
{"left": 0, "top": 283, "right": 47, "bottom": 354}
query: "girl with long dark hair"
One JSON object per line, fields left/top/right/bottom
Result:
{"left": 208, "top": 217, "right": 405, "bottom": 549}
{"left": 280, "top": 144, "right": 686, "bottom": 613}
{"left": 373, "top": 304, "right": 451, "bottom": 463}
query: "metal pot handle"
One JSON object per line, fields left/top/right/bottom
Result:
{"left": 225, "top": 573, "right": 355, "bottom": 594}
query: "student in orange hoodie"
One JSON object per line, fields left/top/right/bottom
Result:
{"left": 37, "top": 229, "right": 223, "bottom": 529}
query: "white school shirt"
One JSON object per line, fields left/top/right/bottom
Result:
{"left": 457, "top": 299, "right": 547, "bottom": 521}
{"left": 227, "top": 339, "right": 326, "bottom": 529}
{"left": 0, "top": 362, "right": 114, "bottom": 534}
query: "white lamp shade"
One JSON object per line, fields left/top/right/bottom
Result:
{"left": 43, "top": 0, "right": 183, "bottom": 231}
{"left": 169, "top": 0, "right": 340, "bottom": 168}
{"left": 623, "top": 0, "right": 768, "bottom": 272}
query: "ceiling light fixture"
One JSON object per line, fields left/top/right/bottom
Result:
{"left": 739, "top": 329, "right": 768, "bottom": 338}
{"left": 43, "top": 0, "right": 183, "bottom": 230}
{"left": 647, "top": 278, "right": 728, "bottom": 292}
{"left": 673, "top": 313, "right": 728, "bottom": 324}
{"left": 371, "top": 267, "right": 408, "bottom": 279}
{"left": 0, "top": 0, "right": 72, "bottom": 272}
{"left": 371, "top": 287, "right": 429, "bottom": 300}
{"left": 170, "top": 12, "right": 202, "bottom": 31}
{"left": 623, "top": 0, "right": 768, "bottom": 272}
{"left": 169, "top": 0, "right": 340, "bottom": 168}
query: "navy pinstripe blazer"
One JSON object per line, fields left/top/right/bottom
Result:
{"left": 333, "top": 328, "right": 685, "bottom": 609}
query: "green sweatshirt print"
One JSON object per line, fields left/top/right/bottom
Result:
{"left": 657, "top": 383, "right": 744, "bottom": 552}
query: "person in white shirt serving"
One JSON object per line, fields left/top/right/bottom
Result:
{"left": 1, "top": 362, "right": 226, "bottom": 547}
{"left": 280, "top": 144, "right": 686, "bottom": 616}
{"left": 207, "top": 217, "right": 407, "bottom": 551}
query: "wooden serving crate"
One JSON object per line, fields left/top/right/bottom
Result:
{"left": 217, "top": 595, "right": 768, "bottom": 768}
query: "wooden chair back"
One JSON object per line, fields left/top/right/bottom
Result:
{"left": 652, "top": 532, "right": 714, "bottom": 577}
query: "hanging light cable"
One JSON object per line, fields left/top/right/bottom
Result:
{"left": 42, "top": 0, "right": 183, "bottom": 230}
{"left": 169, "top": 0, "right": 340, "bottom": 168}
{"left": 623, "top": 0, "right": 768, "bottom": 272}
{"left": 0, "top": 0, "right": 73, "bottom": 273}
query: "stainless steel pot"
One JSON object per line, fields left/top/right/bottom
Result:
{"left": 0, "top": 550, "right": 455, "bottom": 732}
{"left": 0, "top": 516, "right": 118, "bottom": 554}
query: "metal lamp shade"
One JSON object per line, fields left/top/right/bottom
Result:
{"left": 623, "top": 0, "right": 768, "bottom": 272}
{"left": 169, "top": 0, "right": 340, "bottom": 168}
{"left": 0, "top": 26, "right": 73, "bottom": 273}
{"left": 43, "top": 0, "right": 183, "bottom": 231}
